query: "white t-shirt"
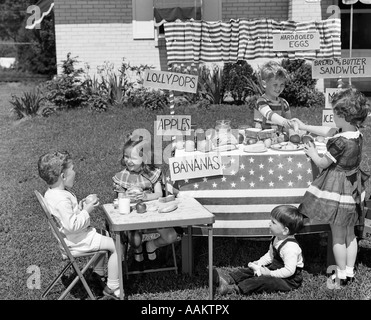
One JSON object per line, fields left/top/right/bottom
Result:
{"left": 44, "top": 188, "right": 101, "bottom": 254}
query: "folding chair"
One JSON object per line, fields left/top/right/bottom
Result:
{"left": 34, "top": 190, "right": 108, "bottom": 300}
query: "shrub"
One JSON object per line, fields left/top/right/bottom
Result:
{"left": 280, "top": 59, "right": 324, "bottom": 108}
{"left": 127, "top": 87, "right": 168, "bottom": 111}
{"left": 196, "top": 64, "right": 223, "bottom": 106}
{"left": 10, "top": 89, "right": 45, "bottom": 119}
{"left": 42, "top": 53, "right": 89, "bottom": 109}
{"left": 222, "top": 60, "right": 258, "bottom": 105}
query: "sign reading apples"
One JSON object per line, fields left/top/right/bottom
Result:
{"left": 156, "top": 115, "right": 191, "bottom": 136}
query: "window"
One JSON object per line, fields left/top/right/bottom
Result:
{"left": 132, "top": 0, "right": 221, "bottom": 40}
{"left": 339, "top": 1, "right": 371, "bottom": 49}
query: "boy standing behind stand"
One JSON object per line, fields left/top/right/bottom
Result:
{"left": 254, "top": 61, "right": 293, "bottom": 133}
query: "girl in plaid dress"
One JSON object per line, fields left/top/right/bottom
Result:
{"left": 112, "top": 135, "right": 177, "bottom": 264}
{"left": 293, "top": 88, "right": 370, "bottom": 286}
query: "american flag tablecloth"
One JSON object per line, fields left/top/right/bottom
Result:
{"left": 173, "top": 147, "right": 328, "bottom": 236}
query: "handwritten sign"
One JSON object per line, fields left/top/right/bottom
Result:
{"left": 312, "top": 57, "right": 371, "bottom": 79}
{"left": 273, "top": 32, "right": 320, "bottom": 51}
{"left": 156, "top": 115, "right": 191, "bottom": 136}
{"left": 143, "top": 70, "right": 198, "bottom": 93}
{"left": 322, "top": 109, "right": 336, "bottom": 127}
{"left": 325, "top": 88, "right": 343, "bottom": 109}
{"left": 169, "top": 153, "right": 223, "bottom": 181}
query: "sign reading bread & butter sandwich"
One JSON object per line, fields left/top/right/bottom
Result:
{"left": 169, "top": 153, "right": 223, "bottom": 181}
{"left": 144, "top": 70, "right": 198, "bottom": 94}
{"left": 156, "top": 115, "right": 191, "bottom": 136}
{"left": 273, "top": 32, "right": 320, "bottom": 51}
{"left": 312, "top": 57, "right": 371, "bottom": 79}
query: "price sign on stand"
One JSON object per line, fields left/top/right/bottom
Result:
{"left": 312, "top": 57, "right": 371, "bottom": 79}
{"left": 325, "top": 88, "right": 342, "bottom": 109}
{"left": 144, "top": 70, "right": 198, "bottom": 94}
{"left": 273, "top": 32, "right": 320, "bottom": 51}
{"left": 169, "top": 153, "right": 223, "bottom": 181}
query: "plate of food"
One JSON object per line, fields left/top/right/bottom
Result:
{"left": 270, "top": 142, "right": 304, "bottom": 151}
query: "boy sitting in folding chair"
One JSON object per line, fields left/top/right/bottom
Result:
{"left": 38, "top": 150, "right": 123, "bottom": 299}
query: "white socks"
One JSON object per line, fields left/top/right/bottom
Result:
{"left": 107, "top": 278, "right": 120, "bottom": 296}
{"left": 345, "top": 266, "right": 354, "bottom": 278}
{"left": 336, "top": 267, "right": 347, "bottom": 280}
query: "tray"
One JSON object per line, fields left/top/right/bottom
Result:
{"left": 270, "top": 142, "right": 304, "bottom": 152}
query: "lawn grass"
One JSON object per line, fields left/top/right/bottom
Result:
{"left": 1, "top": 82, "right": 371, "bottom": 300}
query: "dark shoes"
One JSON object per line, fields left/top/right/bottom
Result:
{"left": 90, "top": 272, "right": 107, "bottom": 290}
{"left": 217, "top": 283, "right": 240, "bottom": 296}
{"left": 213, "top": 267, "right": 239, "bottom": 295}
{"left": 103, "top": 286, "right": 122, "bottom": 300}
{"left": 327, "top": 273, "right": 355, "bottom": 288}
{"left": 212, "top": 267, "right": 234, "bottom": 286}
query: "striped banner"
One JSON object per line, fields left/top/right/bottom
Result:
{"left": 164, "top": 18, "right": 341, "bottom": 63}
{"left": 174, "top": 149, "right": 329, "bottom": 236}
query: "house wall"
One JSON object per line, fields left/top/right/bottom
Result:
{"left": 222, "top": 0, "right": 289, "bottom": 21}
{"left": 54, "top": 0, "right": 164, "bottom": 76}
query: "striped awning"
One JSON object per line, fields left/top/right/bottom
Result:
{"left": 164, "top": 18, "right": 341, "bottom": 64}
{"left": 26, "top": 0, "right": 54, "bottom": 30}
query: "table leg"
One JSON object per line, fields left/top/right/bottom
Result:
{"left": 115, "top": 232, "right": 124, "bottom": 300}
{"left": 181, "top": 234, "right": 189, "bottom": 274}
{"left": 208, "top": 225, "right": 213, "bottom": 300}
{"left": 188, "top": 226, "right": 193, "bottom": 275}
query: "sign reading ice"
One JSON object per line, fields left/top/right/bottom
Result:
{"left": 273, "top": 32, "right": 320, "bottom": 51}
{"left": 312, "top": 57, "right": 371, "bottom": 79}
{"left": 144, "top": 70, "right": 198, "bottom": 94}
{"left": 169, "top": 153, "right": 223, "bottom": 181}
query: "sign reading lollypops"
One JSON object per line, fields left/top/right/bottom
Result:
{"left": 156, "top": 115, "right": 191, "bottom": 136}
{"left": 273, "top": 32, "right": 320, "bottom": 51}
{"left": 312, "top": 57, "right": 371, "bottom": 79}
{"left": 169, "top": 153, "right": 223, "bottom": 181}
{"left": 144, "top": 70, "right": 198, "bottom": 93}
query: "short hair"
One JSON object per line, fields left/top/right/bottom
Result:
{"left": 38, "top": 151, "right": 72, "bottom": 185}
{"left": 260, "top": 61, "right": 288, "bottom": 82}
{"left": 332, "top": 88, "right": 371, "bottom": 127}
{"left": 271, "top": 205, "right": 304, "bottom": 235}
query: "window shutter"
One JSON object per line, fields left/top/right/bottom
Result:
{"left": 132, "top": 0, "right": 154, "bottom": 39}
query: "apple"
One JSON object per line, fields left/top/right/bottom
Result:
{"left": 289, "top": 134, "right": 301, "bottom": 144}
{"left": 301, "top": 135, "right": 314, "bottom": 145}
{"left": 135, "top": 202, "right": 147, "bottom": 214}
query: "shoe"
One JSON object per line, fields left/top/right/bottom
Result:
{"left": 217, "top": 283, "right": 240, "bottom": 296}
{"left": 327, "top": 273, "right": 348, "bottom": 288}
{"left": 134, "top": 251, "right": 144, "bottom": 263}
{"left": 212, "top": 268, "right": 234, "bottom": 286}
{"left": 146, "top": 241, "right": 157, "bottom": 260}
{"left": 103, "top": 286, "right": 122, "bottom": 300}
{"left": 90, "top": 272, "right": 107, "bottom": 289}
